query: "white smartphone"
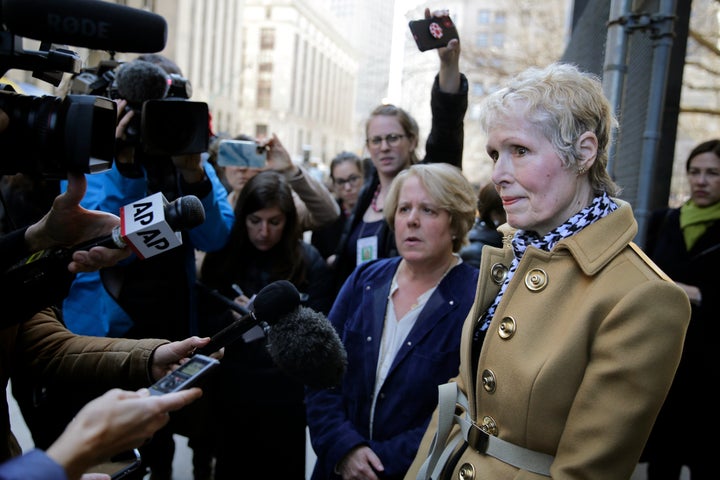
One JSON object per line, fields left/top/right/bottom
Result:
{"left": 217, "top": 139, "right": 267, "bottom": 168}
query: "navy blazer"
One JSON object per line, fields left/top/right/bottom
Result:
{"left": 306, "top": 256, "right": 479, "bottom": 479}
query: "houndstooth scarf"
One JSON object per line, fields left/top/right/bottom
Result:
{"left": 476, "top": 192, "right": 618, "bottom": 333}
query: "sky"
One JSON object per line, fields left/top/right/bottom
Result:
{"left": 388, "top": 0, "right": 425, "bottom": 102}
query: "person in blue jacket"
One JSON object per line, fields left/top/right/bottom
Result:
{"left": 305, "top": 163, "right": 479, "bottom": 480}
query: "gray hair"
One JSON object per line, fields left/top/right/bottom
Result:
{"left": 479, "top": 63, "right": 620, "bottom": 196}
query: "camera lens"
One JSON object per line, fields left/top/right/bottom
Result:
{"left": 0, "top": 91, "right": 116, "bottom": 178}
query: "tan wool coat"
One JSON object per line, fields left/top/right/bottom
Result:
{"left": 406, "top": 200, "right": 691, "bottom": 480}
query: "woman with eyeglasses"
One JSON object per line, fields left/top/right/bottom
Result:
{"left": 311, "top": 151, "right": 366, "bottom": 266}
{"left": 330, "top": 7, "right": 467, "bottom": 294}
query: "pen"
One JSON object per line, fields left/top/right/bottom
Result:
{"left": 231, "top": 283, "right": 244, "bottom": 297}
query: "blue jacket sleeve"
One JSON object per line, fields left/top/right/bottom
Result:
{"left": 304, "top": 263, "right": 376, "bottom": 478}
{"left": 184, "top": 160, "right": 234, "bottom": 252}
{"left": 59, "top": 164, "right": 147, "bottom": 337}
{"left": 0, "top": 449, "right": 67, "bottom": 480}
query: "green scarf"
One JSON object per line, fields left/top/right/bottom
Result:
{"left": 680, "top": 199, "right": 720, "bottom": 251}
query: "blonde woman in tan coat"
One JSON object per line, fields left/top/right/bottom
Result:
{"left": 406, "top": 63, "right": 691, "bottom": 480}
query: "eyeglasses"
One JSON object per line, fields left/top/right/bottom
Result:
{"left": 334, "top": 174, "right": 362, "bottom": 188}
{"left": 366, "top": 133, "right": 406, "bottom": 148}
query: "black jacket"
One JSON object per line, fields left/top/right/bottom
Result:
{"left": 458, "top": 220, "right": 503, "bottom": 268}
{"left": 641, "top": 206, "right": 720, "bottom": 467}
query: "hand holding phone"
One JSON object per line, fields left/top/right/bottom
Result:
{"left": 149, "top": 354, "right": 219, "bottom": 395}
{"left": 217, "top": 139, "right": 267, "bottom": 168}
{"left": 87, "top": 449, "right": 143, "bottom": 480}
{"left": 408, "top": 16, "right": 459, "bottom": 52}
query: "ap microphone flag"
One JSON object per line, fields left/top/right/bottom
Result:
{"left": 120, "top": 192, "right": 184, "bottom": 259}
{"left": 68, "top": 193, "right": 206, "bottom": 260}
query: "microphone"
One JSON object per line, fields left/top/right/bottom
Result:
{"left": 72, "top": 194, "right": 206, "bottom": 258}
{"left": 4, "top": 192, "right": 205, "bottom": 288}
{"left": 1, "top": 0, "right": 168, "bottom": 53}
{"left": 195, "top": 280, "right": 301, "bottom": 356}
{"left": 266, "top": 305, "right": 347, "bottom": 389}
{"left": 113, "top": 60, "right": 170, "bottom": 107}
{"left": 196, "top": 280, "right": 348, "bottom": 388}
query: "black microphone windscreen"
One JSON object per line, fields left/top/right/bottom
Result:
{"left": 114, "top": 60, "right": 169, "bottom": 105}
{"left": 253, "top": 280, "right": 301, "bottom": 324}
{"left": 164, "top": 195, "right": 206, "bottom": 231}
{"left": 266, "top": 306, "right": 348, "bottom": 389}
{"left": 1, "top": 0, "right": 168, "bottom": 53}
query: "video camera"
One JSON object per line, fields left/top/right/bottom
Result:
{"left": 70, "top": 57, "right": 209, "bottom": 158}
{"left": 0, "top": 0, "right": 168, "bottom": 178}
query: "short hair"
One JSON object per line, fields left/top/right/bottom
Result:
{"left": 365, "top": 104, "right": 420, "bottom": 165}
{"left": 384, "top": 163, "right": 476, "bottom": 252}
{"left": 479, "top": 62, "right": 621, "bottom": 196}
{"left": 477, "top": 182, "right": 504, "bottom": 227}
{"left": 686, "top": 139, "right": 720, "bottom": 171}
{"left": 329, "top": 151, "right": 364, "bottom": 181}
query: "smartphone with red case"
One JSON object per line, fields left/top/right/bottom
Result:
{"left": 408, "top": 16, "right": 459, "bottom": 52}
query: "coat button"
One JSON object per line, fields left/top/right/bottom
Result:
{"left": 481, "top": 369, "right": 496, "bottom": 393}
{"left": 458, "top": 462, "right": 475, "bottom": 480}
{"left": 490, "top": 263, "right": 508, "bottom": 285}
{"left": 481, "top": 416, "right": 498, "bottom": 436}
{"left": 497, "top": 316, "right": 516, "bottom": 339}
{"left": 525, "top": 268, "right": 548, "bottom": 291}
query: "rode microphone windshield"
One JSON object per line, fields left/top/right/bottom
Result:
{"left": 1, "top": 0, "right": 168, "bottom": 53}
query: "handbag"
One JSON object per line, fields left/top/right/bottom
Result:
{"left": 416, "top": 382, "right": 554, "bottom": 479}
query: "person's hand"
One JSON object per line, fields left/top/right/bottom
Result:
{"left": 426, "top": 8, "right": 461, "bottom": 93}
{"left": 24, "top": 174, "right": 132, "bottom": 270}
{"left": 149, "top": 336, "right": 222, "bottom": 381}
{"left": 172, "top": 152, "right": 206, "bottom": 184}
{"left": 68, "top": 246, "right": 132, "bottom": 274}
{"left": 81, "top": 474, "right": 111, "bottom": 480}
{"left": 47, "top": 387, "right": 202, "bottom": 480}
{"left": 337, "top": 445, "right": 384, "bottom": 480}
{"left": 114, "top": 99, "right": 136, "bottom": 166}
{"left": 260, "top": 133, "right": 298, "bottom": 175}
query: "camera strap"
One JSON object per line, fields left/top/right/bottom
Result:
{"left": 417, "top": 382, "right": 554, "bottom": 479}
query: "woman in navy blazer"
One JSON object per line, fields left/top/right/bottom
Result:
{"left": 305, "top": 163, "right": 479, "bottom": 480}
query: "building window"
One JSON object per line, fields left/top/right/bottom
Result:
{"left": 493, "top": 33, "right": 504, "bottom": 48}
{"left": 477, "top": 10, "right": 490, "bottom": 24}
{"left": 471, "top": 82, "right": 485, "bottom": 96}
{"left": 475, "top": 32, "right": 489, "bottom": 48}
{"left": 257, "top": 79, "right": 271, "bottom": 108}
{"left": 255, "top": 124, "right": 268, "bottom": 139}
{"left": 260, "top": 28, "right": 275, "bottom": 50}
{"left": 495, "top": 11, "right": 506, "bottom": 24}
{"left": 259, "top": 62, "right": 273, "bottom": 73}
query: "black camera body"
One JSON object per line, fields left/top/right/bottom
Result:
{"left": 0, "top": 89, "right": 116, "bottom": 178}
{"left": 0, "top": 0, "right": 169, "bottom": 178}
{"left": 72, "top": 59, "right": 208, "bottom": 157}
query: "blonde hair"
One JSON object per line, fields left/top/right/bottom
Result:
{"left": 479, "top": 62, "right": 621, "bottom": 196}
{"left": 384, "top": 163, "right": 476, "bottom": 252}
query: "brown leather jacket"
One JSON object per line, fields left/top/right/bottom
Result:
{"left": 0, "top": 308, "right": 168, "bottom": 462}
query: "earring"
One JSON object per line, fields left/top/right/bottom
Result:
{"left": 578, "top": 166, "right": 587, "bottom": 175}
